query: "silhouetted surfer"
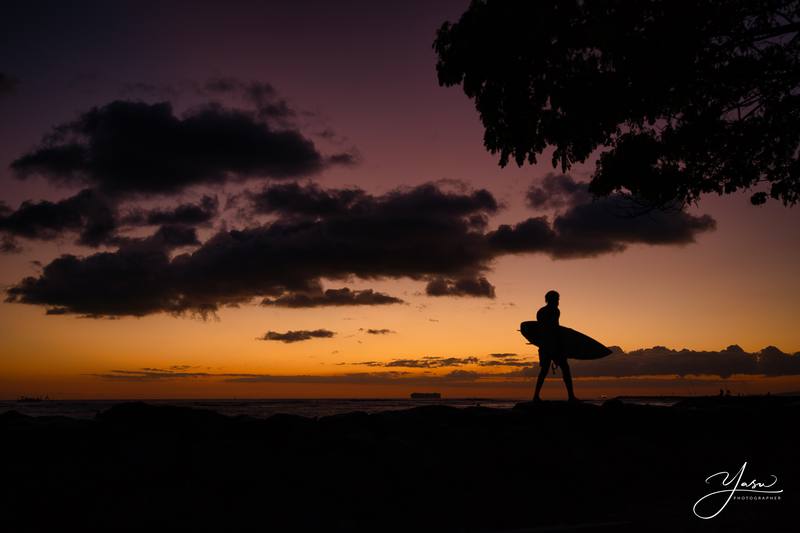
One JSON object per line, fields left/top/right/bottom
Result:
{"left": 533, "top": 290, "right": 577, "bottom": 402}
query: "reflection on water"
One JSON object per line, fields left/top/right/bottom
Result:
{"left": 0, "top": 398, "right": 515, "bottom": 419}
{"left": 0, "top": 396, "right": 681, "bottom": 419}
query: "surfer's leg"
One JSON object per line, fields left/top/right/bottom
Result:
{"left": 560, "top": 359, "right": 577, "bottom": 401}
{"left": 533, "top": 355, "right": 550, "bottom": 400}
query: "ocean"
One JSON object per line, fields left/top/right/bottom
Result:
{"left": 0, "top": 396, "right": 680, "bottom": 419}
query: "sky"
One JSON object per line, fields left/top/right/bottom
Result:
{"left": 1, "top": 0, "right": 799, "bottom": 399}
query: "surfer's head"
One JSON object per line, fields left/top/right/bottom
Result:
{"left": 545, "top": 290, "right": 560, "bottom": 306}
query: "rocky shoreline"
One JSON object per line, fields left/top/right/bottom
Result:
{"left": 1, "top": 396, "right": 796, "bottom": 532}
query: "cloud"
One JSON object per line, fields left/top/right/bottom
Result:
{"left": 263, "top": 286, "right": 404, "bottom": 308}
{"left": 492, "top": 175, "right": 715, "bottom": 257}
{"left": 549, "top": 197, "right": 716, "bottom": 258}
{"left": 569, "top": 345, "right": 800, "bottom": 378}
{"left": 425, "top": 275, "right": 496, "bottom": 298}
{"left": 90, "top": 368, "right": 416, "bottom": 384}
{"left": 249, "top": 181, "right": 497, "bottom": 220}
{"left": 6, "top": 180, "right": 715, "bottom": 317}
{"left": 362, "top": 328, "right": 395, "bottom": 335}
{"left": 1, "top": 235, "right": 22, "bottom": 253}
{"left": 0, "top": 189, "right": 117, "bottom": 247}
{"left": 91, "top": 368, "right": 214, "bottom": 381}
{"left": 7, "top": 248, "right": 171, "bottom": 317}
{"left": 10, "top": 100, "right": 351, "bottom": 196}
{"left": 487, "top": 216, "right": 556, "bottom": 253}
{"left": 114, "top": 224, "right": 201, "bottom": 250}
{"left": 343, "top": 344, "right": 800, "bottom": 379}
{"left": 351, "top": 356, "right": 479, "bottom": 368}
{"left": 526, "top": 173, "right": 592, "bottom": 210}
{"left": 0, "top": 190, "right": 221, "bottom": 253}
{"left": 478, "top": 357, "right": 532, "bottom": 367}
{"left": 258, "top": 329, "right": 336, "bottom": 343}
{"left": 248, "top": 182, "right": 368, "bottom": 217}
{"left": 221, "top": 369, "right": 487, "bottom": 385}
{"left": 201, "top": 77, "right": 294, "bottom": 122}
{"left": 91, "top": 344, "right": 800, "bottom": 385}
{"left": 123, "top": 195, "right": 218, "bottom": 226}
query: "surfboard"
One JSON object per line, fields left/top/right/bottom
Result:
{"left": 519, "top": 321, "right": 612, "bottom": 360}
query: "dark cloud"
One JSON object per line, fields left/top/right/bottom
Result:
{"left": 118, "top": 224, "right": 201, "bottom": 250}
{"left": 91, "top": 368, "right": 419, "bottom": 384}
{"left": 492, "top": 175, "right": 715, "bottom": 257}
{"left": 259, "top": 329, "right": 336, "bottom": 343}
{"left": 487, "top": 216, "right": 555, "bottom": 253}
{"left": 5, "top": 224, "right": 201, "bottom": 317}
{"left": 151, "top": 182, "right": 497, "bottom": 315}
{"left": 316, "top": 128, "right": 338, "bottom": 140}
{"left": 569, "top": 345, "right": 800, "bottom": 378}
{"left": 425, "top": 275, "right": 496, "bottom": 298}
{"left": 352, "top": 356, "right": 479, "bottom": 368}
{"left": 477, "top": 353, "right": 532, "bottom": 367}
{"left": 123, "top": 195, "right": 219, "bottom": 226}
{"left": 1, "top": 235, "right": 22, "bottom": 253}
{"left": 91, "top": 343, "right": 800, "bottom": 384}
{"left": 477, "top": 358, "right": 531, "bottom": 367}
{"left": 526, "top": 173, "right": 592, "bottom": 210}
{"left": 11, "top": 100, "right": 349, "bottom": 196}
{"left": 250, "top": 181, "right": 497, "bottom": 219}
{"left": 262, "top": 287, "right": 404, "bottom": 308}
{"left": 444, "top": 369, "right": 481, "bottom": 380}
{"left": 222, "top": 370, "right": 485, "bottom": 385}
{"left": 347, "top": 345, "right": 800, "bottom": 379}
{"left": 363, "top": 328, "right": 395, "bottom": 335}
{"left": 0, "top": 189, "right": 117, "bottom": 247}
{"left": 200, "top": 77, "right": 301, "bottom": 125}
{"left": 388, "top": 357, "right": 479, "bottom": 368}
{"left": 6, "top": 180, "right": 715, "bottom": 317}
{"left": 249, "top": 182, "right": 368, "bottom": 217}
{"left": 225, "top": 371, "right": 413, "bottom": 384}
{"left": 549, "top": 197, "right": 716, "bottom": 258}
{"left": 0, "top": 190, "right": 218, "bottom": 253}
{"left": 326, "top": 152, "right": 359, "bottom": 166}
{"left": 6, "top": 246, "right": 180, "bottom": 317}
{"left": 91, "top": 368, "right": 214, "bottom": 381}
{"left": 0, "top": 72, "right": 19, "bottom": 95}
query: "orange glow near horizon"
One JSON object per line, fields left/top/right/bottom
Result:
{"left": 3, "top": 224, "right": 799, "bottom": 400}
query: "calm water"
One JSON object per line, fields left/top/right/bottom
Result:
{"left": 0, "top": 398, "right": 517, "bottom": 419}
{"left": 0, "top": 396, "right": 680, "bottom": 420}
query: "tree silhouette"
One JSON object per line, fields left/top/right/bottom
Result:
{"left": 434, "top": 0, "right": 800, "bottom": 206}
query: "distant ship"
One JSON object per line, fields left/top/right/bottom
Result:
{"left": 410, "top": 392, "right": 441, "bottom": 399}
{"left": 17, "top": 396, "right": 48, "bottom": 403}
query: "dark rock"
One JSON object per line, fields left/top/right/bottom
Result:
{"left": 1, "top": 397, "right": 796, "bottom": 532}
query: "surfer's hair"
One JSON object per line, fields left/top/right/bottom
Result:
{"left": 545, "top": 290, "right": 559, "bottom": 303}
